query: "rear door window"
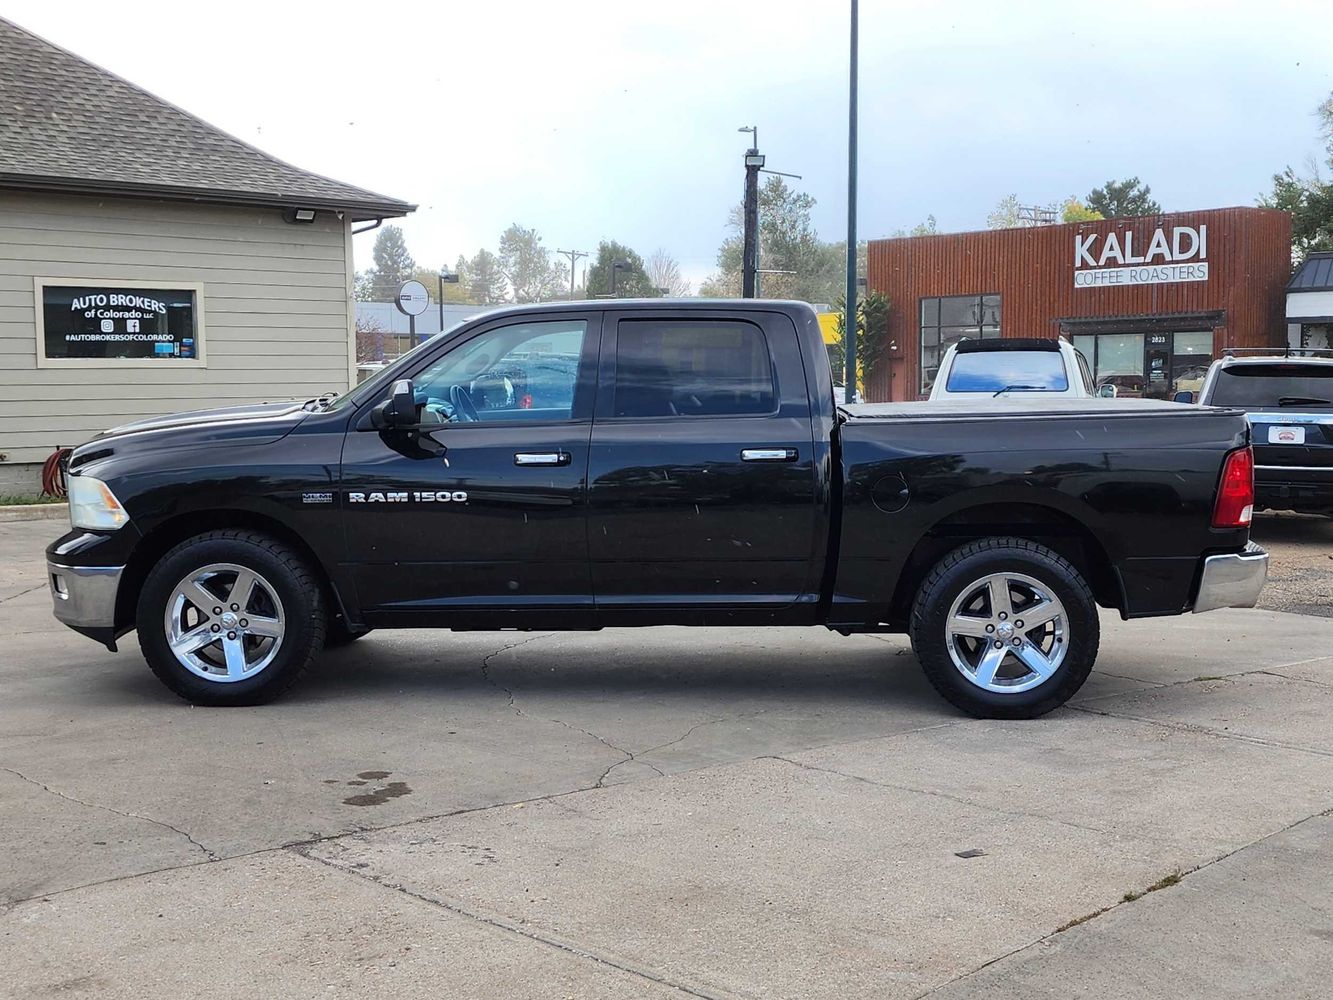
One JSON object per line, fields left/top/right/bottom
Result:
{"left": 944, "top": 351, "right": 1070, "bottom": 392}
{"left": 611, "top": 320, "right": 776, "bottom": 417}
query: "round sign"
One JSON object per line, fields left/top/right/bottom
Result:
{"left": 395, "top": 279, "right": 430, "bottom": 317}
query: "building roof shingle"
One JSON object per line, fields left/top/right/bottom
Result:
{"left": 0, "top": 17, "right": 414, "bottom": 220}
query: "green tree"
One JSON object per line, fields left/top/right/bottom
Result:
{"left": 361, "top": 225, "right": 416, "bottom": 300}
{"left": 987, "top": 194, "right": 1023, "bottom": 229}
{"left": 498, "top": 224, "right": 565, "bottom": 303}
{"left": 1061, "top": 197, "right": 1104, "bottom": 223}
{"left": 465, "top": 249, "right": 508, "bottom": 304}
{"left": 706, "top": 176, "right": 844, "bottom": 302}
{"left": 891, "top": 215, "right": 939, "bottom": 237}
{"left": 584, "top": 241, "right": 659, "bottom": 298}
{"left": 1262, "top": 91, "right": 1333, "bottom": 263}
{"left": 1085, "top": 177, "right": 1161, "bottom": 218}
{"left": 410, "top": 265, "right": 473, "bottom": 304}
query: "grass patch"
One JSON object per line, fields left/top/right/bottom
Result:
{"left": 1192, "top": 675, "right": 1226, "bottom": 683}
{"left": 1061, "top": 871, "right": 1185, "bottom": 933}
{"left": 1123, "top": 870, "right": 1182, "bottom": 904}
{"left": 0, "top": 493, "right": 64, "bottom": 506}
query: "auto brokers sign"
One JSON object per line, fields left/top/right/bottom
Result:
{"left": 1073, "top": 225, "right": 1208, "bottom": 289}
{"left": 39, "top": 283, "right": 200, "bottom": 362}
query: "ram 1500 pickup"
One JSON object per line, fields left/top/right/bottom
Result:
{"left": 47, "top": 300, "right": 1268, "bottom": 718}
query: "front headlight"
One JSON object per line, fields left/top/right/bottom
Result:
{"left": 68, "top": 476, "right": 130, "bottom": 531}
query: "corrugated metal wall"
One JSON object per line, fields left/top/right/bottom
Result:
{"left": 866, "top": 207, "right": 1292, "bottom": 400}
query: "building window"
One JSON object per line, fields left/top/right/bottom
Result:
{"left": 35, "top": 279, "right": 205, "bottom": 367}
{"left": 920, "top": 294, "right": 1000, "bottom": 392}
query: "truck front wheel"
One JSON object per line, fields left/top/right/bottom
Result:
{"left": 136, "top": 530, "right": 327, "bottom": 706}
{"left": 909, "top": 537, "right": 1099, "bottom": 719}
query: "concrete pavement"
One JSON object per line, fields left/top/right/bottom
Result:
{"left": 1, "top": 519, "right": 1330, "bottom": 998}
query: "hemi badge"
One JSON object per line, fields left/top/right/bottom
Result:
{"left": 302, "top": 492, "right": 334, "bottom": 504}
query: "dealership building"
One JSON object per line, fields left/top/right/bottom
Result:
{"left": 0, "top": 17, "right": 412, "bottom": 493}
{"left": 865, "top": 207, "right": 1293, "bottom": 400}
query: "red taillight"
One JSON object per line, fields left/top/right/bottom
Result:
{"left": 1212, "top": 445, "right": 1254, "bottom": 528}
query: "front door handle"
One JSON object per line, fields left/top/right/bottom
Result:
{"left": 514, "top": 451, "right": 572, "bottom": 467}
{"left": 740, "top": 448, "right": 798, "bottom": 462}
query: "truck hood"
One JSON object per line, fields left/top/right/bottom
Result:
{"left": 97, "top": 400, "right": 310, "bottom": 440}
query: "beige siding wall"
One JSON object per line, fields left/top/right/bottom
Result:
{"left": 0, "top": 191, "right": 353, "bottom": 470}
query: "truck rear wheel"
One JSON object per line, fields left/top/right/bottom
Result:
{"left": 136, "top": 530, "right": 326, "bottom": 706}
{"left": 909, "top": 537, "right": 1098, "bottom": 719}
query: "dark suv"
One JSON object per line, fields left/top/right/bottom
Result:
{"left": 1193, "top": 351, "right": 1333, "bottom": 515}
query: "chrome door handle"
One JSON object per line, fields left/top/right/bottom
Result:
{"left": 514, "top": 451, "right": 571, "bottom": 467}
{"left": 740, "top": 448, "right": 798, "bottom": 462}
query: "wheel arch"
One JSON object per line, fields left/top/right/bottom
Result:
{"left": 116, "top": 509, "right": 352, "bottom": 632}
{"left": 887, "top": 500, "right": 1123, "bottom": 625}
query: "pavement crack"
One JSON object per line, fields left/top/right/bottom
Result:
{"left": 0, "top": 583, "right": 46, "bottom": 605}
{"left": 479, "top": 632, "right": 552, "bottom": 717}
{"left": 1065, "top": 704, "right": 1333, "bottom": 759}
{"left": 1, "top": 765, "right": 217, "bottom": 861}
{"left": 908, "top": 806, "right": 1333, "bottom": 999}
{"left": 544, "top": 720, "right": 658, "bottom": 787}
{"left": 761, "top": 755, "right": 1119, "bottom": 838}
{"left": 290, "top": 847, "right": 732, "bottom": 1000}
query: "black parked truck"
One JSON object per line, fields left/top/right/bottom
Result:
{"left": 48, "top": 300, "right": 1269, "bottom": 718}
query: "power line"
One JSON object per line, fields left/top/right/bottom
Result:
{"left": 556, "top": 248, "right": 590, "bottom": 299}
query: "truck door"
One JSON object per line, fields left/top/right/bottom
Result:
{"left": 340, "top": 313, "right": 600, "bottom": 621}
{"left": 587, "top": 310, "right": 819, "bottom": 614}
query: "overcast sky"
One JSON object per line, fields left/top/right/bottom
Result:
{"left": 8, "top": 1, "right": 1333, "bottom": 288}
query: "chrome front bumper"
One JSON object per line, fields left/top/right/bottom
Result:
{"left": 1192, "top": 543, "right": 1269, "bottom": 614}
{"left": 48, "top": 560, "right": 124, "bottom": 629}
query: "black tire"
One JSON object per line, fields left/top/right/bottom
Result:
{"left": 909, "top": 537, "right": 1099, "bottom": 719}
{"left": 136, "top": 530, "right": 326, "bottom": 705}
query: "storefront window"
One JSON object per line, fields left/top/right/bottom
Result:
{"left": 920, "top": 294, "right": 1000, "bottom": 392}
{"left": 1171, "top": 331, "right": 1214, "bottom": 395}
{"left": 1075, "top": 331, "right": 1215, "bottom": 399}
{"left": 37, "top": 281, "right": 203, "bottom": 365}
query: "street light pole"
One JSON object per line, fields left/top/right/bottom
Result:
{"left": 844, "top": 0, "right": 860, "bottom": 402}
{"left": 739, "top": 126, "right": 763, "bottom": 299}
{"left": 438, "top": 267, "right": 459, "bottom": 334}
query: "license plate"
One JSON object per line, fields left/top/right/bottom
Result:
{"left": 1268, "top": 426, "right": 1306, "bottom": 445}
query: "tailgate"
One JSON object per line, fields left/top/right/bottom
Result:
{"left": 1248, "top": 410, "right": 1333, "bottom": 471}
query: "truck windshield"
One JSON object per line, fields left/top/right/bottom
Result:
{"left": 326, "top": 322, "right": 469, "bottom": 411}
{"left": 945, "top": 352, "right": 1069, "bottom": 393}
{"left": 1208, "top": 364, "right": 1333, "bottom": 408}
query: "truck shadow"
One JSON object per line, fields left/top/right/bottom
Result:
{"left": 295, "top": 631, "right": 942, "bottom": 711}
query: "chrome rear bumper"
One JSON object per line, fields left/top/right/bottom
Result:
{"left": 1192, "top": 543, "right": 1269, "bottom": 614}
{"left": 48, "top": 561, "right": 123, "bottom": 629}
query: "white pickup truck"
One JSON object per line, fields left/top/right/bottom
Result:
{"left": 928, "top": 338, "right": 1103, "bottom": 400}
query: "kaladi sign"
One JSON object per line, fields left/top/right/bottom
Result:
{"left": 1073, "top": 225, "right": 1208, "bottom": 288}
{"left": 42, "top": 285, "right": 198, "bottom": 360}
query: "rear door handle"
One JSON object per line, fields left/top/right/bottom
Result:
{"left": 514, "top": 451, "right": 571, "bottom": 467}
{"left": 740, "top": 448, "right": 798, "bottom": 462}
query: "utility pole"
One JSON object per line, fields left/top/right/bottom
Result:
{"left": 556, "top": 248, "right": 590, "bottom": 300}
{"left": 844, "top": 0, "right": 860, "bottom": 401}
{"left": 739, "top": 126, "right": 763, "bottom": 298}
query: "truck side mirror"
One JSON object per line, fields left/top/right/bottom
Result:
{"left": 1172, "top": 390, "right": 1196, "bottom": 404}
{"left": 1097, "top": 384, "right": 1117, "bottom": 399}
{"left": 371, "top": 378, "right": 418, "bottom": 429}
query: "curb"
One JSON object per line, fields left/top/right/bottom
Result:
{"left": 0, "top": 503, "right": 68, "bottom": 523}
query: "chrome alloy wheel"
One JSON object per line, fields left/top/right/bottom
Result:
{"left": 163, "top": 563, "right": 285, "bottom": 683}
{"left": 944, "top": 572, "right": 1068, "bottom": 694}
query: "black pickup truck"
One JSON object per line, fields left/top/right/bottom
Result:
{"left": 47, "top": 300, "right": 1268, "bottom": 718}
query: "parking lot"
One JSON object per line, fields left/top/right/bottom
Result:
{"left": 2, "top": 514, "right": 1330, "bottom": 999}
